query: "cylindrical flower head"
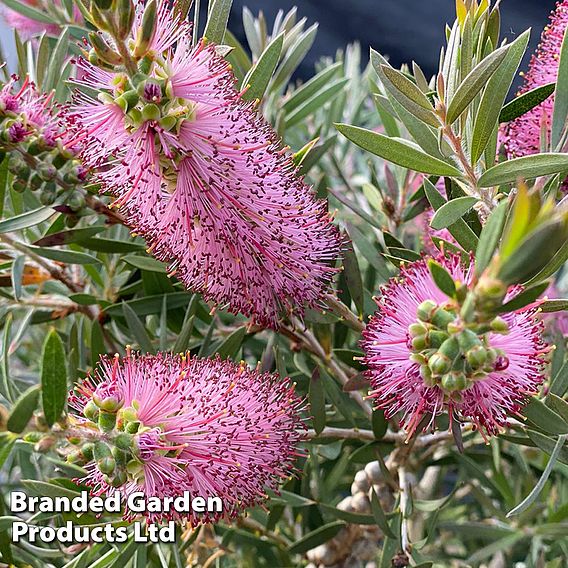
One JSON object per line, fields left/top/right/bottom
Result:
{"left": 69, "top": 352, "right": 306, "bottom": 525}
{"left": 361, "top": 255, "right": 549, "bottom": 439}
{"left": 66, "top": 1, "right": 342, "bottom": 328}
{"left": 501, "top": 1, "right": 568, "bottom": 158}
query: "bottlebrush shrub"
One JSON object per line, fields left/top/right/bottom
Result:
{"left": 0, "top": 1, "right": 568, "bottom": 567}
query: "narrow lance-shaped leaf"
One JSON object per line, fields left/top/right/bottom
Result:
{"left": 309, "top": 367, "right": 326, "bottom": 435}
{"left": 552, "top": 25, "right": 568, "bottom": 149}
{"left": 445, "top": 44, "right": 508, "bottom": 124}
{"left": 203, "top": 0, "right": 233, "bottom": 44}
{"left": 41, "top": 329, "right": 67, "bottom": 427}
{"left": 475, "top": 200, "right": 508, "bottom": 275}
{"left": 6, "top": 385, "right": 40, "bottom": 434}
{"left": 428, "top": 259, "right": 457, "bottom": 298}
{"left": 499, "top": 83, "right": 555, "bottom": 123}
{"left": 479, "top": 154, "right": 568, "bottom": 187}
{"left": 471, "top": 29, "right": 530, "bottom": 163}
{"left": 430, "top": 196, "right": 478, "bottom": 230}
{"left": 336, "top": 124, "right": 463, "bottom": 177}
{"left": 242, "top": 33, "right": 283, "bottom": 101}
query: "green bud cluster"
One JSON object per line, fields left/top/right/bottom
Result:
{"left": 409, "top": 299, "right": 510, "bottom": 397}
{"left": 0, "top": 111, "right": 88, "bottom": 222}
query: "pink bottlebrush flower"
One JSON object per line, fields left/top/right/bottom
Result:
{"left": 500, "top": 1, "right": 568, "bottom": 158}
{"left": 0, "top": 0, "right": 82, "bottom": 39}
{"left": 69, "top": 352, "right": 306, "bottom": 525}
{"left": 361, "top": 255, "right": 549, "bottom": 439}
{"left": 66, "top": 1, "right": 341, "bottom": 328}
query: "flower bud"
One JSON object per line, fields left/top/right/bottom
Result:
{"left": 417, "top": 300, "right": 437, "bottom": 322}
{"left": 429, "top": 330, "right": 449, "bottom": 348}
{"left": 114, "top": 432, "right": 133, "bottom": 450}
{"left": 494, "top": 354, "right": 510, "bottom": 371}
{"left": 68, "top": 192, "right": 86, "bottom": 212}
{"left": 116, "top": 89, "right": 139, "bottom": 113}
{"left": 438, "top": 336, "right": 460, "bottom": 360}
{"left": 93, "top": 392, "right": 123, "bottom": 413}
{"left": 457, "top": 329, "right": 482, "bottom": 351}
{"left": 411, "top": 335, "right": 428, "bottom": 351}
{"left": 490, "top": 317, "right": 509, "bottom": 334}
{"left": 97, "top": 456, "right": 116, "bottom": 475}
{"left": 408, "top": 322, "right": 428, "bottom": 338}
{"left": 428, "top": 352, "right": 451, "bottom": 376}
{"left": 82, "top": 442, "right": 94, "bottom": 460}
{"left": 125, "top": 420, "right": 140, "bottom": 434}
{"left": 94, "top": 440, "right": 112, "bottom": 461}
{"left": 158, "top": 114, "right": 177, "bottom": 131}
{"left": 11, "top": 177, "right": 27, "bottom": 193}
{"left": 115, "top": 0, "right": 135, "bottom": 41}
{"left": 39, "top": 182, "right": 57, "bottom": 206}
{"left": 465, "top": 345, "right": 487, "bottom": 369}
{"left": 99, "top": 410, "right": 117, "bottom": 432}
{"left": 88, "top": 33, "right": 122, "bottom": 67}
{"left": 441, "top": 372, "right": 467, "bottom": 392}
{"left": 134, "top": 0, "right": 157, "bottom": 58}
{"left": 84, "top": 400, "right": 99, "bottom": 422}
{"left": 141, "top": 103, "right": 161, "bottom": 121}
{"left": 431, "top": 308, "right": 455, "bottom": 329}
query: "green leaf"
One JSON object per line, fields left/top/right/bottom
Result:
{"left": 423, "top": 179, "right": 478, "bottom": 251}
{"left": 475, "top": 200, "right": 508, "bottom": 275}
{"left": 0, "top": 0, "right": 53, "bottom": 23}
{"left": 215, "top": 326, "right": 246, "bottom": 359}
{"left": 507, "top": 433, "right": 567, "bottom": 517}
{"left": 428, "top": 259, "right": 456, "bottom": 298}
{"left": 91, "top": 321, "right": 105, "bottom": 368}
{"left": 552, "top": 26, "right": 568, "bottom": 149}
{"left": 550, "top": 359, "right": 568, "bottom": 397}
{"left": 381, "top": 65, "right": 433, "bottom": 110}
{"left": 22, "top": 480, "right": 82, "bottom": 499}
{"left": 446, "top": 45, "right": 508, "bottom": 124}
{"left": 172, "top": 296, "right": 198, "bottom": 353}
{"left": 525, "top": 239, "right": 568, "bottom": 286}
{"left": 379, "top": 65, "right": 440, "bottom": 128}
{"left": 123, "top": 254, "right": 167, "bottom": 273}
{"left": 6, "top": 385, "right": 40, "bottom": 434}
{"left": 285, "top": 78, "right": 348, "bottom": 128}
{"left": 104, "top": 292, "right": 192, "bottom": 317}
{"left": 522, "top": 397, "right": 568, "bottom": 435}
{"left": 527, "top": 429, "right": 568, "bottom": 465}
{"left": 336, "top": 124, "right": 462, "bottom": 177}
{"left": 372, "top": 409, "right": 388, "bottom": 439}
{"left": 41, "top": 329, "right": 67, "bottom": 427}
{"left": 471, "top": 29, "right": 530, "bottom": 163}
{"left": 0, "top": 207, "right": 55, "bottom": 233}
{"left": 272, "top": 24, "right": 318, "bottom": 91}
{"left": 33, "top": 226, "right": 106, "bottom": 247}
{"left": 430, "top": 196, "right": 478, "bottom": 230}
{"left": 122, "top": 302, "right": 155, "bottom": 354}
{"left": 370, "top": 487, "right": 396, "bottom": 539}
{"left": 499, "top": 83, "right": 555, "bottom": 123}
{"left": 287, "top": 521, "right": 345, "bottom": 554}
{"left": 44, "top": 27, "right": 71, "bottom": 92}
{"left": 0, "top": 433, "right": 17, "bottom": 470}
{"left": 0, "top": 155, "right": 8, "bottom": 219}
{"left": 203, "top": 0, "right": 233, "bottom": 44}
{"left": 309, "top": 367, "right": 326, "bottom": 435}
{"left": 342, "top": 234, "right": 364, "bottom": 317}
{"left": 497, "top": 282, "right": 548, "bottom": 313}
{"left": 26, "top": 245, "right": 101, "bottom": 265}
{"left": 282, "top": 62, "right": 342, "bottom": 113}
{"left": 479, "top": 154, "right": 568, "bottom": 187}
{"left": 79, "top": 238, "right": 145, "bottom": 253}
{"left": 242, "top": 33, "right": 283, "bottom": 101}
{"left": 318, "top": 503, "right": 375, "bottom": 525}
{"left": 540, "top": 299, "right": 568, "bottom": 313}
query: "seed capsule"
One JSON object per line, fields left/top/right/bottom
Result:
{"left": 97, "top": 456, "right": 116, "bottom": 475}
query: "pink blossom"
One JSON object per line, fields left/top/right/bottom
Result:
{"left": 361, "top": 255, "right": 548, "bottom": 439}
{"left": 69, "top": 352, "right": 306, "bottom": 525}
{"left": 500, "top": 1, "right": 568, "bottom": 158}
{"left": 67, "top": 1, "right": 341, "bottom": 328}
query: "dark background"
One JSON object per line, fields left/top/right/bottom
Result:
{"left": 227, "top": 0, "right": 558, "bottom": 88}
